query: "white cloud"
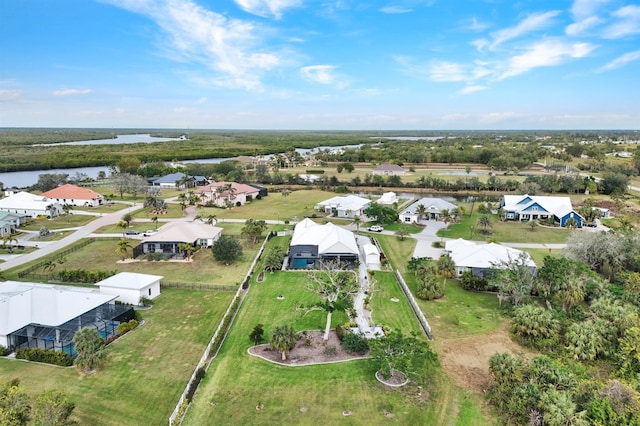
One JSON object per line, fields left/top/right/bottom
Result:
{"left": 196, "top": 96, "right": 208, "bottom": 104}
{"left": 598, "top": 50, "right": 640, "bottom": 71}
{"left": 379, "top": 6, "right": 413, "bottom": 14}
{"left": 478, "top": 10, "right": 561, "bottom": 51}
{"left": 463, "top": 17, "right": 489, "bottom": 32}
{"left": 499, "top": 40, "right": 595, "bottom": 79}
{"left": 0, "top": 89, "right": 22, "bottom": 102}
{"left": 300, "top": 65, "right": 347, "bottom": 88}
{"left": 458, "top": 85, "right": 488, "bottom": 94}
{"left": 233, "top": 0, "right": 301, "bottom": 19}
{"left": 602, "top": 5, "right": 640, "bottom": 39}
{"left": 570, "top": 0, "right": 610, "bottom": 19}
{"left": 566, "top": 16, "right": 602, "bottom": 36}
{"left": 104, "top": 0, "right": 285, "bottom": 91}
{"left": 52, "top": 88, "right": 92, "bottom": 96}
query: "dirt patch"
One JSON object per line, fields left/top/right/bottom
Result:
{"left": 248, "top": 330, "right": 367, "bottom": 365}
{"left": 438, "top": 327, "right": 530, "bottom": 394}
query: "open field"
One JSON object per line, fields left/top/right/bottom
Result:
{"left": 21, "top": 214, "right": 96, "bottom": 230}
{"left": 185, "top": 240, "right": 494, "bottom": 425}
{"left": 196, "top": 189, "right": 336, "bottom": 221}
{"left": 0, "top": 288, "right": 234, "bottom": 425}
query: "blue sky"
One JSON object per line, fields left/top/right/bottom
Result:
{"left": 1, "top": 0, "right": 639, "bottom": 130}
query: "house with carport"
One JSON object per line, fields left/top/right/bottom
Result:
{"left": 42, "top": 183, "right": 104, "bottom": 207}
{"left": 315, "top": 195, "right": 371, "bottom": 218}
{"left": 97, "top": 272, "right": 162, "bottom": 305}
{"left": 399, "top": 197, "right": 457, "bottom": 223}
{"left": 288, "top": 218, "right": 359, "bottom": 269}
{"left": 501, "top": 194, "right": 583, "bottom": 227}
{"left": 445, "top": 238, "right": 536, "bottom": 278}
{"left": 132, "top": 221, "right": 223, "bottom": 259}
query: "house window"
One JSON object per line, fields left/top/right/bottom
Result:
{"left": 404, "top": 217, "right": 411, "bottom": 223}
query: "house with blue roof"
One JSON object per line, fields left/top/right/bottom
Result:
{"left": 501, "top": 194, "right": 583, "bottom": 228}
{"left": 150, "top": 173, "right": 209, "bottom": 189}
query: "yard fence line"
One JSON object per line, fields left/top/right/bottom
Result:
{"left": 17, "top": 238, "right": 96, "bottom": 278}
{"left": 394, "top": 270, "right": 433, "bottom": 340}
{"left": 160, "top": 282, "right": 237, "bottom": 292}
{"left": 168, "top": 234, "right": 270, "bottom": 426}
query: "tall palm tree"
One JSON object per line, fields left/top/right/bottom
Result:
{"left": 116, "top": 220, "right": 129, "bottom": 237}
{"left": 3, "top": 233, "right": 18, "bottom": 253}
{"left": 115, "top": 238, "right": 132, "bottom": 261}
{"left": 178, "top": 243, "right": 196, "bottom": 261}
{"left": 416, "top": 204, "right": 427, "bottom": 221}
{"left": 151, "top": 215, "right": 158, "bottom": 230}
{"left": 437, "top": 254, "right": 456, "bottom": 291}
{"left": 477, "top": 215, "right": 492, "bottom": 233}
{"left": 353, "top": 216, "right": 361, "bottom": 231}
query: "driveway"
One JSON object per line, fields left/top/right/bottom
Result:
{"left": 412, "top": 220, "right": 448, "bottom": 259}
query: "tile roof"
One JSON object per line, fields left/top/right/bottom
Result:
{"left": 42, "top": 184, "right": 104, "bottom": 200}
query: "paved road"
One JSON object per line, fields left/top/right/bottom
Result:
{"left": 0, "top": 202, "right": 144, "bottom": 272}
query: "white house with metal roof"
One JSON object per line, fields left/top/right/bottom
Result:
{"left": 97, "top": 272, "right": 162, "bottom": 305}
{"left": 0, "top": 192, "right": 62, "bottom": 218}
{"left": 132, "top": 221, "right": 223, "bottom": 259}
{"left": 501, "top": 194, "right": 583, "bottom": 227}
{"left": 399, "top": 197, "right": 457, "bottom": 223}
{"left": 288, "top": 218, "right": 359, "bottom": 268}
{"left": 316, "top": 195, "right": 371, "bottom": 218}
{"left": 445, "top": 238, "right": 536, "bottom": 278}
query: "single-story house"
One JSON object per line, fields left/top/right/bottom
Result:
{"left": 3, "top": 187, "right": 21, "bottom": 197}
{"left": 0, "top": 191, "right": 62, "bottom": 218}
{"left": 248, "top": 183, "right": 268, "bottom": 197}
{"left": 315, "top": 195, "right": 371, "bottom": 218}
{"left": 363, "top": 243, "right": 381, "bottom": 270}
{"left": 288, "top": 218, "right": 359, "bottom": 269}
{"left": 372, "top": 163, "right": 406, "bottom": 176}
{"left": 132, "top": 221, "right": 223, "bottom": 259}
{"left": 376, "top": 192, "right": 397, "bottom": 205}
{"left": 399, "top": 197, "right": 457, "bottom": 223}
{"left": 501, "top": 194, "right": 583, "bottom": 227}
{"left": 0, "top": 281, "right": 134, "bottom": 354}
{"left": 150, "top": 173, "right": 207, "bottom": 189}
{"left": 97, "top": 272, "right": 162, "bottom": 305}
{"left": 445, "top": 238, "right": 536, "bottom": 278}
{"left": 195, "top": 181, "right": 260, "bottom": 207}
{"left": 42, "top": 183, "right": 104, "bottom": 207}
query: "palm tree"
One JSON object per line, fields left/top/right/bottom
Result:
{"left": 270, "top": 324, "right": 298, "bottom": 361}
{"left": 116, "top": 220, "right": 129, "bottom": 237}
{"left": 3, "top": 233, "right": 18, "bottom": 253}
{"left": 353, "top": 216, "right": 361, "bottom": 231}
{"left": 151, "top": 215, "right": 158, "bottom": 230}
{"left": 556, "top": 274, "right": 586, "bottom": 312}
{"left": 178, "top": 243, "right": 196, "bottom": 261}
{"left": 205, "top": 214, "right": 217, "bottom": 226}
{"left": 62, "top": 204, "right": 72, "bottom": 223}
{"left": 115, "top": 238, "right": 132, "bottom": 261}
{"left": 416, "top": 204, "right": 427, "bottom": 221}
{"left": 477, "top": 215, "right": 492, "bottom": 234}
{"left": 437, "top": 254, "right": 456, "bottom": 291}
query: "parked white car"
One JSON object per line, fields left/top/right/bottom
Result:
{"left": 143, "top": 230, "right": 157, "bottom": 237}
{"left": 368, "top": 225, "right": 384, "bottom": 232}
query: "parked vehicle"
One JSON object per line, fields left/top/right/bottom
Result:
{"left": 143, "top": 230, "right": 157, "bottom": 236}
{"left": 368, "top": 225, "right": 384, "bottom": 232}
{"left": 124, "top": 230, "right": 140, "bottom": 235}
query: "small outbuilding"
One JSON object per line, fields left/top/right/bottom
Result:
{"left": 363, "top": 243, "right": 381, "bottom": 269}
{"left": 97, "top": 272, "right": 163, "bottom": 305}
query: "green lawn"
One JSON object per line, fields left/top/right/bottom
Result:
{"left": 0, "top": 288, "right": 233, "bottom": 425}
{"left": 21, "top": 214, "right": 96, "bottom": 230}
{"left": 439, "top": 212, "right": 571, "bottom": 244}
{"left": 4, "top": 233, "right": 262, "bottom": 286}
{"left": 184, "top": 236, "right": 494, "bottom": 425}
{"left": 523, "top": 248, "right": 564, "bottom": 267}
{"left": 198, "top": 189, "right": 336, "bottom": 222}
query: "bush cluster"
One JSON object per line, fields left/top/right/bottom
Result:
{"left": 15, "top": 348, "right": 73, "bottom": 366}
{"left": 116, "top": 319, "right": 139, "bottom": 336}
{"left": 185, "top": 367, "right": 206, "bottom": 402}
{"left": 341, "top": 332, "right": 370, "bottom": 355}
{"left": 56, "top": 268, "right": 116, "bottom": 283}
{"left": 0, "top": 345, "right": 10, "bottom": 356}
{"left": 459, "top": 271, "right": 490, "bottom": 291}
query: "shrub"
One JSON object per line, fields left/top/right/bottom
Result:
{"left": 341, "top": 332, "right": 370, "bottom": 355}
{"left": 432, "top": 241, "right": 443, "bottom": 248}
{"left": 323, "top": 345, "right": 337, "bottom": 356}
{"left": 0, "top": 345, "right": 10, "bottom": 356}
{"left": 256, "top": 194, "right": 262, "bottom": 200}
{"left": 459, "top": 270, "right": 489, "bottom": 291}
{"left": 335, "top": 325, "right": 346, "bottom": 342}
{"left": 117, "top": 322, "right": 131, "bottom": 336}
{"left": 306, "top": 169, "right": 325, "bottom": 174}
{"left": 128, "top": 319, "right": 139, "bottom": 330}
{"left": 15, "top": 348, "right": 73, "bottom": 366}
{"left": 185, "top": 367, "right": 206, "bottom": 402}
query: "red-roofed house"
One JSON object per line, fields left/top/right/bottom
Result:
{"left": 195, "top": 181, "right": 260, "bottom": 207}
{"left": 42, "top": 184, "right": 105, "bottom": 207}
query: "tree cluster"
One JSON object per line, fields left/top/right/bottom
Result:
{"left": 1, "top": 379, "right": 77, "bottom": 426}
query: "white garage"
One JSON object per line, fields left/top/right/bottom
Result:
{"left": 363, "top": 243, "right": 381, "bottom": 270}
{"left": 97, "top": 272, "right": 163, "bottom": 305}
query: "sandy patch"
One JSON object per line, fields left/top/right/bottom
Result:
{"left": 438, "top": 327, "right": 530, "bottom": 393}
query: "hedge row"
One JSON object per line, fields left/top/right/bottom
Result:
{"left": 15, "top": 348, "right": 73, "bottom": 366}
{"left": 56, "top": 268, "right": 116, "bottom": 283}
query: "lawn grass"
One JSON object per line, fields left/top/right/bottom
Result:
{"left": 523, "top": 248, "right": 564, "bottom": 267}
{"left": 131, "top": 202, "right": 186, "bottom": 219}
{"left": 4, "top": 232, "right": 262, "bottom": 286}
{"left": 198, "top": 189, "right": 336, "bottom": 221}
{"left": 373, "top": 234, "right": 417, "bottom": 274}
{"left": 0, "top": 288, "right": 234, "bottom": 425}
{"left": 439, "top": 211, "right": 571, "bottom": 244}
{"left": 21, "top": 214, "right": 96, "bottom": 230}
{"left": 184, "top": 236, "right": 495, "bottom": 425}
